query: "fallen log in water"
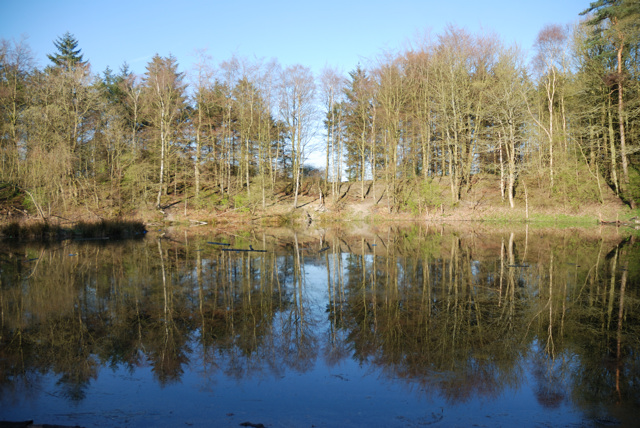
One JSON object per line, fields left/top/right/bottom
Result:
{"left": 221, "top": 247, "right": 267, "bottom": 253}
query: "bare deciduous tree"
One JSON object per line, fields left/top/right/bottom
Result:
{"left": 142, "top": 54, "right": 186, "bottom": 208}
{"left": 279, "top": 64, "right": 316, "bottom": 208}
{"left": 531, "top": 24, "right": 569, "bottom": 190}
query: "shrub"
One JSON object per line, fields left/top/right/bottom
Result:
{"left": 403, "top": 178, "right": 443, "bottom": 215}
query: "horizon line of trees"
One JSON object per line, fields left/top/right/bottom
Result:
{"left": 1, "top": 1, "right": 639, "bottom": 218}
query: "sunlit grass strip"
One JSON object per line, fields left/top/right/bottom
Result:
{"left": 0, "top": 219, "right": 147, "bottom": 240}
{"left": 481, "top": 212, "right": 599, "bottom": 225}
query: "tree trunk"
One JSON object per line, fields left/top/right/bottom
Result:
{"left": 195, "top": 107, "right": 201, "bottom": 201}
{"left": 608, "top": 101, "right": 619, "bottom": 195}
{"left": 156, "top": 103, "right": 166, "bottom": 208}
{"left": 617, "top": 43, "right": 629, "bottom": 188}
{"left": 508, "top": 125, "right": 516, "bottom": 209}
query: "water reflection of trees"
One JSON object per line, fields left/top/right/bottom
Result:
{"left": 0, "top": 227, "right": 638, "bottom": 418}
{"left": 322, "top": 226, "right": 639, "bottom": 413}
{"left": 330, "top": 228, "right": 529, "bottom": 403}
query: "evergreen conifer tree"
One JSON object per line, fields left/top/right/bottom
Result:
{"left": 580, "top": 0, "right": 640, "bottom": 207}
{"left": 47, "top": 31, "right": 87, "bottom": 70}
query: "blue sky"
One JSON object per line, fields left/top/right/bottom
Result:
{"left": 2, "top": 0, "right": 588, "bottom": 78}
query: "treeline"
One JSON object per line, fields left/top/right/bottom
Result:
{"left": 1, "top": 1, "right": 639, "bottom": 217}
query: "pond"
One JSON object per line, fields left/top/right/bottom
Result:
{"left": 0, "top": 223, "right": 638, "bottom": 427}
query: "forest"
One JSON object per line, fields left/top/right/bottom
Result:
{"left": 1, "top": 0, "right": 639, "bottom": 223}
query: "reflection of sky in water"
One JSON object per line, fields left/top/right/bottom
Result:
{"left": 471, "top": 259, "right": 481, "bottom": 277}
{"left": 1, "top": 342, "right": 591, "bottom": 427}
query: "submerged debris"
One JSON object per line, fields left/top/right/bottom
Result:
{"left": 239, "top": 423, "right": 265, "bottom": 428}
{"left": 0, "top": 421, "right": 85, "bottom": 428}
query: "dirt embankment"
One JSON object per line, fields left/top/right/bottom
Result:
{"left": 1, "top": 175, "right": 637, "bottom": 231}
{"left": 193, "top": 175, "right": 634, "bottom": 227}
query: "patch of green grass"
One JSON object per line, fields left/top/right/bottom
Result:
{"left": 483, "top": 212, "right": 527, "bottom": 222}
{"left": 482, "top": 212, "right": 600, "bottom": 227}
{"left": 624, "top": 207, "right": 640, "bottom": 221}
{"left": 528, "top": 213, "right": 599, "bottom": 225}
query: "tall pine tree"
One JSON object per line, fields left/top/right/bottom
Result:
{"left": 47, "top": 31, "right": 87, "bottom": 70}
{"left": 580, "top": 0, "right": 640, "bottom": 207}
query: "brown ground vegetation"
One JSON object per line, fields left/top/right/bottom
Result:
{"left": 0, "top": 174, "right": 636, "bottom": 237}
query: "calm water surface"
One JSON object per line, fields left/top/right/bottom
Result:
{"left": 0, "top": 224, "right": 638, "bottom": 427}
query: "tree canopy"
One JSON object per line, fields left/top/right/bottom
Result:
{"left": 1, "top": 3, "right": 639, "bottom": 218}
